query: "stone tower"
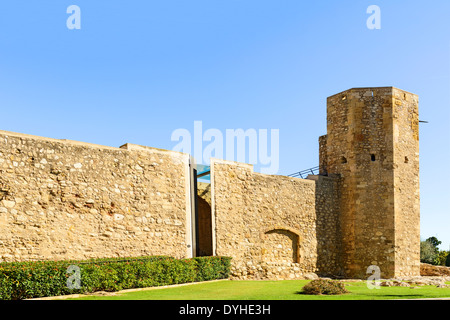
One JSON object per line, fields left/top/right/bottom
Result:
{"left": 320, "top": 87, "right": 420, "bottom": 279}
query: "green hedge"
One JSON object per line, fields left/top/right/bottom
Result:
{"left": 0, "top": 256, "right": 232, "bottom": 300}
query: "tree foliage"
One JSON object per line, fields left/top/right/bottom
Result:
{"left": 420, "top": 237, "right": 449, "bottom": 266}
{"left": 420, "top": 240, "right": 437, "bottom": 264}
{"left": 435, "top": 251, "right": 449, "bottom": 266}
{"left": 426, "top": 237, "right": 442, "bottom": 251}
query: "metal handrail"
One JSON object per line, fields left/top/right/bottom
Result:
{"left": 287, "top": 166, "right": 322, "bottom": 179}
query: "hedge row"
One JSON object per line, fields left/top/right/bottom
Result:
{"left": 0, "top": 256, "right": 232, "bottom": 300}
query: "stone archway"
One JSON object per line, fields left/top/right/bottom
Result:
{"left": 262, "top": 227, "right": 301, "bottom": 264}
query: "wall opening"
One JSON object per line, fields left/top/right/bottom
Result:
{"left": 263, "top": 229, "right": 300, "bottom": 264}
{"left": 192, "top": 164, "right": 213, "bottom": 257}
{"left": 341, "top": 156, "right": 347, "bottom": 164}
{"left": 371, "top": 154, "right": 376, "bottom": 161}
{"left": 196, "top": 195, "right": 213, "bottom": 256}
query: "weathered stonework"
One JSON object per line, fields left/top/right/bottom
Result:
{"left": 0, "top": 131, "right": 191, "bottom": 262}
{"left": 211, "top": 159, "right": 342, "bottom": 280}
{"left": 0, "top": 86, "right": 421, "bottom": 281}
{"left": 323, "top": 87, "right": 420, "bottom": 279}
{"left": 211, "top": 87, "right": 420, "bottom": 280}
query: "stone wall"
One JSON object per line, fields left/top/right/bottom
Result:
{"left": 211, "top": 158, "right": 341, "bottom": 280}
{"left": 0, "top": 130, "right": 191, "bottom": 262}
{"left": 318, "top": 135, "right": 328, "bottom": 175}
{"left": 324, "top": 87, "right": 420, "bottom": 279}
{"left": 312, "top": 174, "right": 343, "bottom": 277}
{"left": 391, "top": 88, "right": 420, "bottom": 276}
{"left": 420, "top": 263, "right": 450, "bottom": 277}
{"left": 0, "top": 85, "right": 420, "bottom": 281}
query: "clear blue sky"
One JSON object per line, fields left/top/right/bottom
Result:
{"left": 0, "top": 1, "right": 449, "bottom": 250}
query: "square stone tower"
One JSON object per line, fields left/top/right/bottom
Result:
{"left": 321, "top": 87, "right": 420, "bottom": 279}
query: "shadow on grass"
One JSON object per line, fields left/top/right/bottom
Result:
{"left": 293, "top": 290, "right": 430, "bottom": 300}
{"left": 294, "top": 291, "right": 350, "bottom": 296}
{"left": 378, "top": 295, "right": 438, "bottom": 300}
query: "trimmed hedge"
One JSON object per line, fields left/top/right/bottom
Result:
{"left": 0, "top": 256, "right": 232, "bottom": 300}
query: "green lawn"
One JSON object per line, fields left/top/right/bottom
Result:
{"left": 66, "top": 280, "right": 450, "bottom": 300}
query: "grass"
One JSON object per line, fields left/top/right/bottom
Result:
{"left": 64, "top": 279, "right": 450, "bottom": 300}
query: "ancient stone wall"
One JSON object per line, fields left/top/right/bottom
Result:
{"left": 0, "top": 130, "right": 191, "bottom": 262}
{"left": 318, "top": 135, "right": 328, "bottom": 175}
{"left": 211, "top": 159, "right": 341, "bottom": 280}
{"left": 324, "top": 87, "right": 420, "bottom": 279}
{"left": 312, "top": 174, "right": 343, "bottom": 277}
{"left": 391, "top": 88, "right": 420, "bottom": 276}
{"left": 0, "top": 86, "right": 420, "bottom": 281}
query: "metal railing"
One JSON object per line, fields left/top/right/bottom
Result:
{"left": 287, "top": 166, "right": 323, "bottom": 179}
